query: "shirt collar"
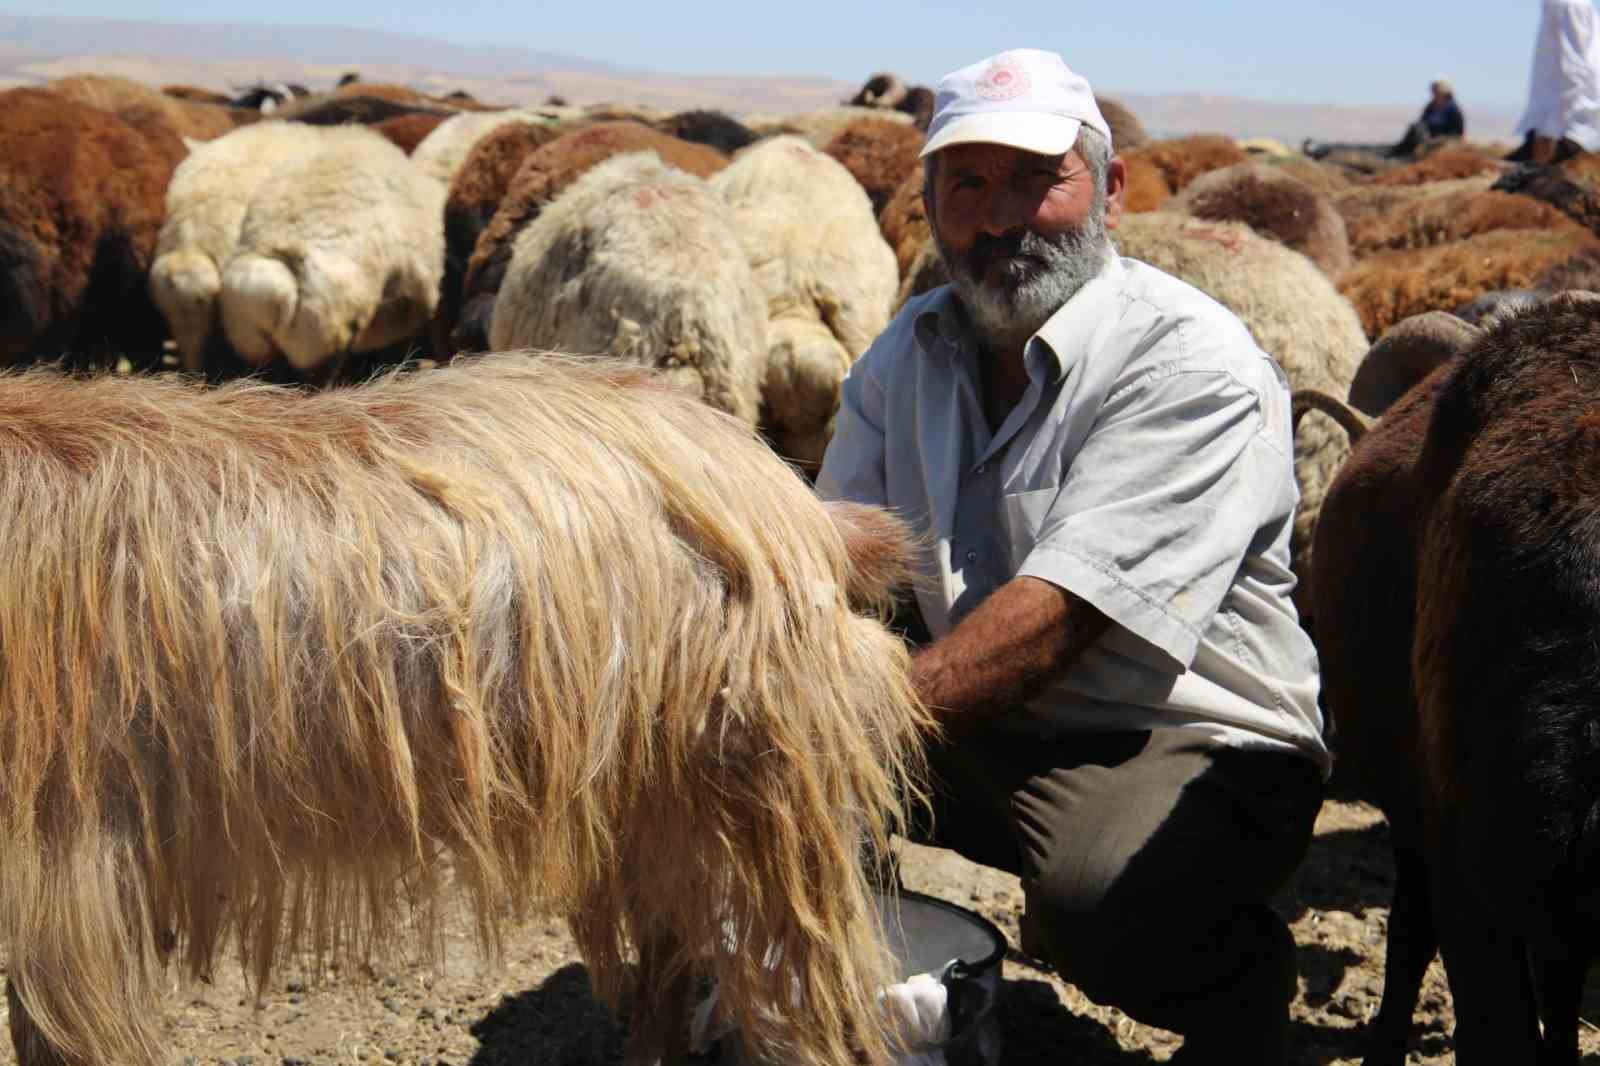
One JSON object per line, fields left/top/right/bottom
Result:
{"left": 913, "top": 247, "right": 1125, "bottom": 382}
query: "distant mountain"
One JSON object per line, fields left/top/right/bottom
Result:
{"left": 0, "top": 13, "right": 1522, "bottom": 141}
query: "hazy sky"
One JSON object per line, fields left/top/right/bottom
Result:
{"left": 7, "top": 0, "right": 1573, "bottom": 111}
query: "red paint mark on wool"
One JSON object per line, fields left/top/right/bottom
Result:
{"left": 634, "top": 185, "right": 678, "bottom": 208}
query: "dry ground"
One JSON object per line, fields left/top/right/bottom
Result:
{"left": 1, "top": 798, "right": 1595, "bottom": 1065}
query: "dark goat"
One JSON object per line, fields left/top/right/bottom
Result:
{"left": 1314, "top": 292, "right": 1600, "bottom": 1065}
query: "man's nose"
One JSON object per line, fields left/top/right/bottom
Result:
{"left": 978, "top": 188, "right": 1031, "bottom": 237}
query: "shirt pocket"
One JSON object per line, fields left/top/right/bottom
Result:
{"left": 1001, "top": 488, "right": 1058, "bottom": 572}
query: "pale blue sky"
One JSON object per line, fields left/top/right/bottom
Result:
{"left": 3, "top": 1, "right": 1572, "bottom": 111}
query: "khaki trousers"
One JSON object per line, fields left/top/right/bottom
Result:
{"left": 912, "top": 727, "right": 1322, "bottom": 1064}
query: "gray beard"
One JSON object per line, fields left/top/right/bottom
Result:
{"left": 935, "top": 210, "right": 1111, "bottom": 357}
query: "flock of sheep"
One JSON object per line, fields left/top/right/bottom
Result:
{"left": 8, "top": 65, "right": 1600, "bottom": 1065}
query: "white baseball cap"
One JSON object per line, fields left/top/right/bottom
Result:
{"left": 920, "top": 49, "right": 1112, "bottom": 159}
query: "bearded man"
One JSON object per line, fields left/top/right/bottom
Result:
{"left": 818, "top": 50, "right": 1328, "bottom": 1064}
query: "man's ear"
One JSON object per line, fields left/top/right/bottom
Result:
{"left": 1104, "top": 155, "right": 1127, "bottom": 230}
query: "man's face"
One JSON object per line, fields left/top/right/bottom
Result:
{"left": 927, "top": 141, "right": 1126, "bottom": 353}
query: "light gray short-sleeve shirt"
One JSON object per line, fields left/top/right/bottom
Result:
{"left": 817, "top": 253, "right": 1330, "bottom": 773}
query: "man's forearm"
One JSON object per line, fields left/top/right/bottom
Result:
{"left": 911, "top": 575, "right": 1111, "bottom": 730}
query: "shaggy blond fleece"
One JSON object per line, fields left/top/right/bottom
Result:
{"left": 410, "top": 109, "right": 552, "bottom": 186}
{"left": 713, "top": 135, "right": 899, "bottom": 468}
{"left": 744, "top": 106, "right": 913, "bottom": 147}
{"left": 150, "top": 121, "right": 317, "bottom": 371}
{"left": 1113, "top": 213, "right": 1367, "bottom": 624}
{"left": 0, "top": 353, "right": 931, "bottom": 1066}
{"left": 489, "top": 152, "right": 766, "bottom": 426}
{"left": 219, "top": 123, "right": 445, "bottom": 374}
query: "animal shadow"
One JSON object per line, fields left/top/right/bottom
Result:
{"left": 468, "top": 963, "right": 626, "bottom": 1066}
{"left": 998, "top": 975, "right": 1159, "bottom": 1065}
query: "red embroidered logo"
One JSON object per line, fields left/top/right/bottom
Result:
{"left": 975, "top": 58, "right": 1031, "bottom": 101}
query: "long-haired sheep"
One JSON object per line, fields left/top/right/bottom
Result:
{"left": 1336, "top": 226, "right": 1600, "bottom": 338}
{"left": 1113, "top": 213, "right": 1367, "bottom": 624}
{"left": 410, "top": 109, "right": 551, "bottom": 187}
{"left": 49, "top": 73, "right": 239, "bottom": 142}
{"left": 746, "top": 106, "right": 914, "bottom": 149}
{"left": 654, "top": 109, "right": 759, "bottom": 155}
{"left": 0, "top": 352, "right": 931, "bottom": 1066}
{"left": 1120, "top": 134, "right": 1248, "bottom": 196}
{"left": 457, "top": 122, "right": 727, "bottom": 352}
{"left": 713, "top": 136, "right": 899, "bottom": 469}
{"left": 217, "top": 124, "right": 445, "bottom": 378}
{"left": 1095, "top": 94, "right": 1147, "bottom": 151}
{"left": 372, "top": 110, "right": 449, "bottom": 154}
{"left": 433, "top": 119, "right": 572, "bottom": 355}
{"left": 1121, "top": 150, "right": 1173, "bottom": 213}
{"left": 281, "top": 94, "right": 446, "bottom": 128}
{"left": 1491, "top": 152, "right": 1600, "bottom": 232}
{"left": 1348, "top": 310, "right": 1480, "bottom": 416}
{"left": 823, "top": 117, "right": 926, "bottom": 216}
{"left": 489, "top": 153, "right": 767, "bottom": 426}
{"left": 1335, "top": 177, "right": 1578, "bottom": 258}
{"left": 0, "top": 87, "right": 177, "bottom": 368}
{"left": 1171, "top": 161, "right": 1353, "bottom": 276}
{"left": 150, "top": 121, "right": 339, "bottom": 374}
{"left": 1365, "top": 144, "right": 1507, "bottom": 187}
{"left": 878, "top": 169, "right": 931, "bottom": 279}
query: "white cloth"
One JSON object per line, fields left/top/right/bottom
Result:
{"left": 817, "top": 253, "right": 1331, "bottom": 774}
{"left": 1518, "top": 0, "right": 1600, "bottom": 150}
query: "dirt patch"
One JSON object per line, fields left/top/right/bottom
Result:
{"left": 1, "top": 799, "right": 1594, "bottom": 1064}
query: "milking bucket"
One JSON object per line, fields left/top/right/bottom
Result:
{"left": 694, "top": 889, "right": 1005, "bottom": 1065}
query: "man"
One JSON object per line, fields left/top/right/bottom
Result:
{"left": 1511, "top": 0, "right": 1600, "bottom": 163}
{"left": 1389, "top": 78, "right": 1464, "bottom": 157}
{"left": 818, "top": 49, "right": 1329, "bottom": 1064}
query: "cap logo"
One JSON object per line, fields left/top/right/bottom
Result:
{"left": 975, "top": 57, "right": 1031, "bottom": 101}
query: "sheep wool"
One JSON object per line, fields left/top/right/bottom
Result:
{"left": 219, "top": 123, "right": 445, "bottom": 374}
{"left": 1113, "top": 213, "right": 1367, "bottom": 623}
{"left": 489, "top": 152, "right": 766, "bottom": 426}
{"left": 713, "top": 136, "right": 900, "bottom": 468}
{"left": 1172, "top": 162, "right": 1353, "bottom": 277}
{"left": 151, "top": 121, "right": 326, "bottom": 371}
{"left": 411, "top": 109, "right": 553, "bottom": 187}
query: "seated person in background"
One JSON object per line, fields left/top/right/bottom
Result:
{"left": 819, "top": 47, "right": 1328, "bottom": 1066}
{"left": 1509, "top": 0, "right": 1600, "bottom": 163}
{"left": 1389, "top": 78, "right": 1464, "bottom": 157}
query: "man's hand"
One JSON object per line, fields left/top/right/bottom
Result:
{"left": 911, "top": 575, "right": 1111, "bottom": 732}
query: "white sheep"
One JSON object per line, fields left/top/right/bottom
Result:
{"left": 488, "top": 151, "right": 766, "bottom": 426}
{"left": 149, "top": 120, "right": 313, "bottom": 371}
{"left": 711, "top": 135, "right": 899, "bottom": 469}
{"left": 410, "top": 108, "right": 554, "bottom": 187}
{"left": 219, "top": 123, "right": 445, "bottom": 375}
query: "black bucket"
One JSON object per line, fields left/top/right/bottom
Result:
{"left": 696, "top": 889, "right": 1006, "bottom": 1064}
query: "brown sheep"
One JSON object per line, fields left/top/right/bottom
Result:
{"left": 0, "top": 88, "right": 178, "bottom": 368}
{"left": 1535, "top": 245, "right": 1600, "bottom": 292}
{"left": 1336, "top": 227, "right": 1600, "bottom": 338}
{"left": 49, "top": 73, "right": 237, "bottom": 142}
{"left": 823, "top": 117, "right": 925, "bottom": 216}
{"left": 1120, "top": 134, "right": 1247, "bottom": 195}
{"left": 878, "top": 169, "right": 930, "bottom": 279}
{"left": 432, "top": 120, "right": 572, "bottom": 356}
{"left": 1492, "top": 153, "right": 1600, "bottom": 233}
{"left": 1121, "top": 152, "right": 1172, "bottom": 213}
{"left": 1336, "top": 178, "right": 1577, "bottom": 257}
{"left": 1365, "top": 144, "right": 1507, "bottom": 187}
{"left": 654, "top": 109, "right": 758, "bottom": 155}
{"left": 455, "top": 121, "right": 727, "bottom": 352}
{"left": 162, "top": 84, "right": 230, "bottom": 105}
{"left": 1347, "top": 310, "right": 1479, "bottom": 416}
{"left": 281, "top": 94, "right": 449, "bottom": 127}
{"left": 1172, "top": 162, "right": 1353, "bottom": 276}
{"left": 1315, "top": 293, "right": 1600, "bottom": 1064}
{"left": 371, "top": 110, "right": 449, "bottom": 154}
{"left": 1095, "top": 94, "right": 1147, "bottom": 151}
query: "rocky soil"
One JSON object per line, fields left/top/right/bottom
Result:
{"left": 1, "top": 798, "right": 1594, "bottom": 1065}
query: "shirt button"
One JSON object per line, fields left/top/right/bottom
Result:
{"left": 966, "top": 550, "right": 978, "bottom": 563}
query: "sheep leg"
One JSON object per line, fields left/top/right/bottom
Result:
{"left": 1533, "top": 943, "right": 1584, "bottom": 1066}
{"left": 6, "top": 975, "right": 76, "bottom": 1066}
{"left": 1431, "top": 816, "right": 1540, "bottom": 1065}
{"left": 1362, "top": 821, "right": 1436, "bottom": 1066}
